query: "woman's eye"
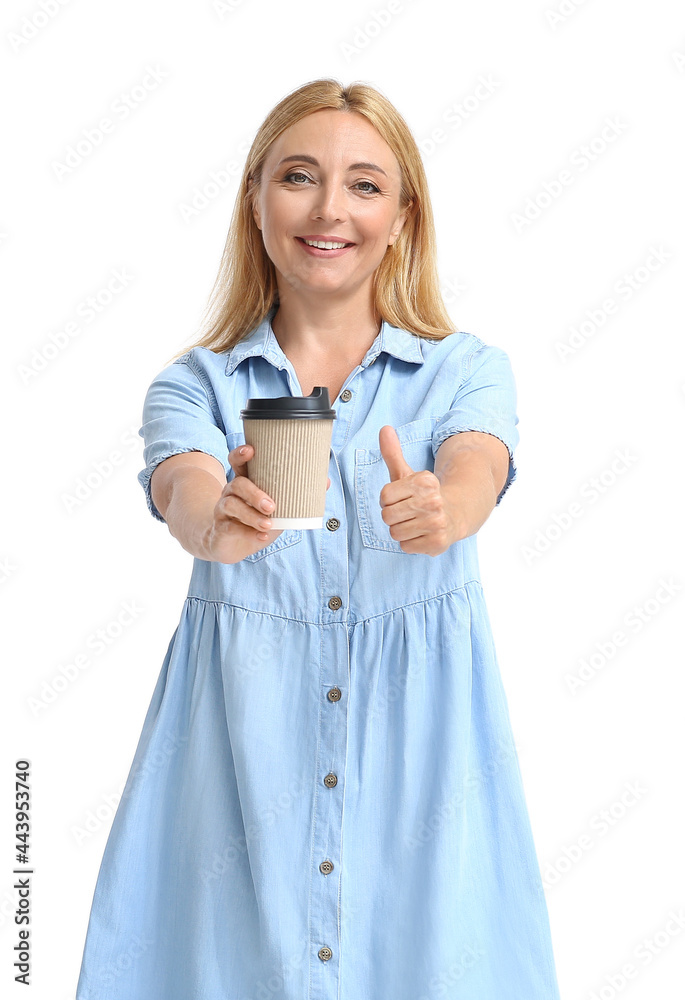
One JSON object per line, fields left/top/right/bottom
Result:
{"left": 354, "top": 180, "right": 380, "bottom": 194}
{"left": 282, "top": 172, "right": 379, "bottom": 194}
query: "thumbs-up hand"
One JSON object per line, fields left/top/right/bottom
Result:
{"left": 378, "top": 425, "right": 458, "bottom": 556}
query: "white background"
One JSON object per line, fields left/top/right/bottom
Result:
{"left": 2, "top": 1, "right": 684, "bottom": 998}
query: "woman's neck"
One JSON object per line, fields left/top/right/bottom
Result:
{"left": 270, "top": 300, "right": 382, "bottom": 359}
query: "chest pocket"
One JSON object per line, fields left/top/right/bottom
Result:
{"left": 225, "top": 431, "right": 303, "bottom": 562}
{"left": 354, "top": 416, "right": 440, "bottom": 553}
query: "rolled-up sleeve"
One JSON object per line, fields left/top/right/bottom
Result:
{"left": 137, "top": 358, "right": 230, "bottom": 523}
{"left": 431, "top": 341, "right": 520, "bottom": 506}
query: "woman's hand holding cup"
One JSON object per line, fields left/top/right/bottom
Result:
{"left": 205, "top": 444, "right": 331, "bottom": 564}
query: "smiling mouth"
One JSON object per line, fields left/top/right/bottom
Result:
{"left": 295, "top": 237, "right": 356, "bottom": 250}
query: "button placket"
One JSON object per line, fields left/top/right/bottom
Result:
{"left": 309, "top": 669, "right": 348, "bottom": 993}
{"left": 325, "top": 383, "right": 351, "bottom": 620}
{"left": 308, "top": 382, "right": 358, "bottom": 995}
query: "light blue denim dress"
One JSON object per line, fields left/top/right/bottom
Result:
{"left": 76, "top": 306, "right": 561, "bottom": 1000}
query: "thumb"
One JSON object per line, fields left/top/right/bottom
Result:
{"left": 379, "top": 425, "right": 414, "bottom": 482}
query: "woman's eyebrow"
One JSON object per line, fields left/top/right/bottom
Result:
{"left": 276, "top": 154, "right": 387, "bottom": 177}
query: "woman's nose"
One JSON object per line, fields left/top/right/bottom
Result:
{"left": 311, "top": 181, "right": 347, "bottom": 220}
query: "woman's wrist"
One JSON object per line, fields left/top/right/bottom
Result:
{"left": 164, "top": 467, "right": 225, "bottom": 561}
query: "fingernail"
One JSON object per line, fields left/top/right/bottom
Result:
{"left": 239, "top": 446, "right": 247, "bottom": 454}
{"left": 260, "top": 499, "right": 273, "bottom": 512}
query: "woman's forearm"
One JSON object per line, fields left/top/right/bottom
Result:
{"left": 434, "top": 436, "right": 506, "bottom": 542}
{"left": 162, "top": 467, "right": 225, "bottom": 560}
{"left": 438, "top": 454, "right": 497, "bottom": 540}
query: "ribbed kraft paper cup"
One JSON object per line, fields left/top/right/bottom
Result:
{"left": 240, "top": 387, "right": 336, "bottom": 529}
{"left": 242, "top": 418, "right": 334, "bottom": 527}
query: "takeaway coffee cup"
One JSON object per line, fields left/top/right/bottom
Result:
{"left": 239, "top": 387, "right": 336, "bottom": 529}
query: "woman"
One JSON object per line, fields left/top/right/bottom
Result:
{"left": 76, "top": 78, "right": 561, "bottom": 999}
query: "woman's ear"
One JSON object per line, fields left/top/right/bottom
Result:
{"left": 247, "top": 176, "right": 261, "bottom": 230}
{"left": 390, "top": 199, "right": 414, "bottom": 243}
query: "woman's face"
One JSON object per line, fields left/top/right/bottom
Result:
{"left": 250, "top": 109, "right": 411, "bottom": 302}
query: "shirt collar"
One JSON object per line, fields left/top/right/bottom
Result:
{"left": 224, "top": 305, "right": 426, "bottom": 376}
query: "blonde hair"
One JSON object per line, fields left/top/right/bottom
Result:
{"left": 165, "top": 78, "right": 458, "bottom": 366}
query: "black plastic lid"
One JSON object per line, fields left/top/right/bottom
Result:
{"left": 240, "top": 386, "right": 337, "bottom": 420}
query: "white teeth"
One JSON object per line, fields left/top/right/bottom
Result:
{"left": 303, "top": 239, "right": 349, "bottom": 249}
